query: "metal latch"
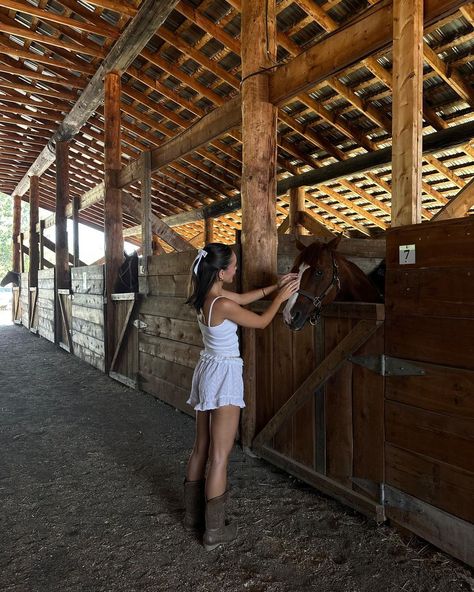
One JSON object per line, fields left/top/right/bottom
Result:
{"left": 348, "top": 355, "right": 425, "bottom": 376}
{"left": 133, "top": 319, "right": 147, "bottom": 329}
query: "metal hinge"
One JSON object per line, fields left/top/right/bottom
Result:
{"left": 133, "top": 319, "right": 147, "bottom": 329}
{"left": 348, "top": 354, "right": 425, "bottom": 376}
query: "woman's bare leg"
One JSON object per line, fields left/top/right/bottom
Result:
{"left": 186, "top": 410, "right": 211, "bottom": 481}
{"left": 206, "top": 405, "right": 240, "bottom": 499}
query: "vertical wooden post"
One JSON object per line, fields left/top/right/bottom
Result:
{"left": 289, "top": 183, "right": 307, "bottom": 236}
{"left": 241, "top": 0, "right": 278, "bottom": 449}
{"left": 56, "top": 140, "right": 70, "bottom": 345}
{"left": 12, "top": 194, "right": 21, "bottom": 273}
{"left": 19, "top": 232, "right": 25, "bottom": 273}
{"left": 104, "top": 71, "right": 124, "bottom": 371}
{"left": 28, "top": 175, "right": 40, "bottom": 288}
{"left": 56, "top": 141, "right": 70, "bottom": 289}
{"left": 391, "top": 0, "right": 423, "bottom": 226}
{"left": 204, "top": 217, "right": 214, "bottom": 244}
{"left": 141, "top": 150, "right": 152, "bottom": 294}
{"left": 72, "top": 193, "right": 80, "bottom": 267}
{"left": 39, "top": 219, "right": 45, "bottom": 270}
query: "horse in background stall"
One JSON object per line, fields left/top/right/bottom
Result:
{"left": 0, "top": 271, "right": 20, "bottom": 287}
{"left": 283, "top": 236, "right": 384, "bottom": 331}
{"left": 114, "top": 251, "right": 139, "bottom": 293}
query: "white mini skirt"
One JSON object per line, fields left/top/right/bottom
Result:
{"left": 187, "top": 351, "right": 245, "bottom": 411}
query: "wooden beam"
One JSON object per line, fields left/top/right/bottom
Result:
{"left": 141, "top": 151, "right": 152, "bottom": 277}
{"left": 269, "top": 0, "right": 465, "bottom": 105}
{"left": 12, "top": 0, "right": 180, "bottom": 197}
{"left": 28, "top": 176, "right": 39, "bottom": 288}
{"left": 391, "top": 0, "right": 423, "bottom": 226}
{"left": 117, "top": 96, "right": 242, "bottom": 188}
{"left": 204, "top": 218, "right": 214, "bottom": 244}
{"left": 72, "top": 194, "right": 80, "bottom": 267}
{"left": 289, "top": 183, "right": 307, "bottom": 236}
{"left": 431, "top": 178, "right": 474, "bottom": 221}
{"left": 55, "top": 142, "right": 70, "bottom": 291}
{"left": 12, "top": 193, "right": 20, "bottom": 273}
{"left": 240, "top": 0, "right": 278, "bottom": 449}
{"left": 104, "top": 71, "right": 124, "bottom": 371}
{"left": 297, "top": 211, "right": 336, "bottom": 239}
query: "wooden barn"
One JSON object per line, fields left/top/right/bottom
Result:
{"left": 2, "top": 0, "right": 474, "bottom": 572}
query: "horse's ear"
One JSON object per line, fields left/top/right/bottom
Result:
{"left": 295, "top": 239, "right": 306, "bottom": 251}
{"left": 327, "top": 234, "right": 343, "bottom": 251}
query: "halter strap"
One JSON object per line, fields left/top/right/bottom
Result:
{"left": 207, "top": 296, "right": 224, "bottom": 327}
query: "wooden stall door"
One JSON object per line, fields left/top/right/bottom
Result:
{"left": 71, "top": 265, "right": 105, "bottom": 372}
{"left": 252, "top": 235, "right": 386, "bottom": 521}
{"left": 384, "top": 218, "right": 474, "bottom": 567}
{"left": 12, "top": 287, "right": 21, "bottom": 324}
{"left": 37, "top": 269, "right": 55, "bottom": 343}
{"left": 109, "top": 293, "right": 139, "bottom": 389}
{"left": 57, "top": 289, "right": 73, "bottom": 352}
{"left": 20, "top": 273, "right": 29, "bottom": 329}
{"left": 137, "top": 251, "right": 201, "bottom": 416}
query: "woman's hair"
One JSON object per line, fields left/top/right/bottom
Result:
{"left": 186, "top": 242, "right": 233, "bottom": 311}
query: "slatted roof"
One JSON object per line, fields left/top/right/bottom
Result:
{"left": 1, "top": 0, "right": 474, "bottom": 247}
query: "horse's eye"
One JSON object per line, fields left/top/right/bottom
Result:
{"left": 315, "top": 270, "right": 323, "bottom": 277}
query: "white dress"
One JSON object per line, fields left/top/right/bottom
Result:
{"left": 187, "top": 296, "right": 245, "bottom": 411}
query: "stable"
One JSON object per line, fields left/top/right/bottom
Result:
{"left": 2, "top": 0, "right": 474, "bottom": 570}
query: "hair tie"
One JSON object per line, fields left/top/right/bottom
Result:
{"left": 192, "top": 248, "right": 208, "bottom": 275}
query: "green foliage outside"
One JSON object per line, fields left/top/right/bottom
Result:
{"left": 0, "top": 192, "right": 12, "bottom": 280}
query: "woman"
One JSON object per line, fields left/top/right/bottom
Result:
{"left": 184, "top": 243, "right": 300, "bottom": 551}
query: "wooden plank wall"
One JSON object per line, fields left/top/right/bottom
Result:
{"left": 71, "top": 265, "right": 105, "bottom": 372}
{"left": 137, "top": 247, "right": 241, "bottom": 415}
{"left": 109, "top": 294, "right": 139, "bottom": 388}
{"left": 138, "top": 250, "right": 202, "bottom": 416}
{"left": 385, "top": 218, "right": 474, "bottom": 533}
{"left": 20, "top": 272, "right": 29, "bottom": 328}
{"left": 37, "top": 269, "right": 55, "bottom": 343}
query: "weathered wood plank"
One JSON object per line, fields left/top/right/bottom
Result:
{"left": 138, "top": 296, "right": 196, "bottom": 322}
{"left": 72, "top": 304, "right": 104, "bottom": 325}
{"left": 73, "top": 341, "right": 105, "bottom": 372}
{"left": 72, "top": 317, "right": 105, "bottom": 340}
{"left": 72, "top": 293, "right": 104, "bottom": 310}
{"left": 139, "top": 371, "right": 192, "bottom": 417}
{"left": 385, "top": 400, "right": 474, "bottom": 473}
{"left": 140, "top": 351, "right": 194, "bottom": 391}
{"left": 141, "top": 315, "right": 202, "bottom": 347}
{"left": 72, "top": 330, "right": 105, "bottom": 356}
{"left": 138, "top": 333, "right": 201, "bottom": 369}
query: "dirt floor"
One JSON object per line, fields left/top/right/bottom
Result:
{"left": 0, "top": 322, "right": 473, "bottom": 592}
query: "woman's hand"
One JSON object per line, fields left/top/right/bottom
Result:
{"left": 277, "top": 273, "right": 299, "bottom": 289}
{"left": 275, "top": 279, "right": 300, "bottom": 303}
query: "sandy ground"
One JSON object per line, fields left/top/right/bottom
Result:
{"left": 0, "top": 323, "right": 473, "bottom": 592}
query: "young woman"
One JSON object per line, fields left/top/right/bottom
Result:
{"left": 184, "top": 243, "right": 300, "bottom": 551}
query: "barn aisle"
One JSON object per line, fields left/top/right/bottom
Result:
{"left": 0, "top": 324, "right": 471, "bottom": 592}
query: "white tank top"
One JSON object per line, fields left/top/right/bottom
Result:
{"left": 198, "top": 296, "right": 240, "bottom": 357}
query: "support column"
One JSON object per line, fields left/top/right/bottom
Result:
{"left": 20, "top": 232, "right": 25, "bottom": 273}
{"left": 12, "top": 194, "right": 21, "bottom": 273}
{"left": 29, "top": 176, "right": 40, "bottom": 288}
{"left": 204, "top": 217, "right": 214, "bottom": 244}
{"left": 39, "top": 220, "right": 45, "bottom": 270}
{"left": 288, "top": 183, "right": 307, "bottom": 236}
{"left": 72, "top": 193, "right": 80, "bottom": 266}
{"left": 391, "top": 0, "right": 423, "bottom": 226}
{"left": 56, "top": 141, "right": 70, "bottom": 289}
{"left": 104, "top": 71, "right": 124, "bottom": 371}
{"left": 241, "top": 0, "right": 278, "bottom": 448}
{"left": 140, "top": 150, "right": 152, "bottom": 294}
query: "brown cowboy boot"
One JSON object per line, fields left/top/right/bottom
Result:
{"left": 183, "top": 479, "right": 205, "bottom": 530}
{"left": 203, "top": 491, "right": 237, "bottom": 551}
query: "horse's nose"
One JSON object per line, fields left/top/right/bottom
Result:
{"left": 292, "top": 310, "right": 301, "bottom": 323}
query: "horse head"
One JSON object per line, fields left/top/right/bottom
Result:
{"left": 283, "top": 236, "right": 343, "bottom": 331}
{"left": 1, "top": 270, "right": 20, "bottom": 287}
{"left": 114, "top": 251, "right": 139, "bottom": 293}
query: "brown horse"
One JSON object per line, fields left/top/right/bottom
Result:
{"left": 283, "top": 236, "right": 382, "bottom": 331}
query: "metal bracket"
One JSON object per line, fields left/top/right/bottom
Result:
{"left": 133, "top": 319, "right": 147, "bottom": 329}
{"left": 348, "top": 354, "right": 426, "bottom": 376}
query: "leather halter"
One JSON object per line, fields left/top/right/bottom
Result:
{"left": 296, "top": 253, "right": 341, "bottom": 325}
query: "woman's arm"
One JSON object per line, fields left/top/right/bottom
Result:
{"left": 222, "top": 273, "right": 298, "bottom": 306}
{"left": 220, "top": 280, "right": 299, "bottom": 329}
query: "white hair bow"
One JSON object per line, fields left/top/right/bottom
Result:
{"left": 193, "top": 248, "right": 208, "bottom": 275}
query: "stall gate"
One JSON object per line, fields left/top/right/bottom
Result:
{"left": 37, "top": 269, "right": 55, "bottom": 343}
{"left": 383, "top": 217, "right": 474, "bottom": 566}
{"left": 20, "top": 273, "right": 29, "bottom": 329}
{"left": 252, "top": 235, "right": 386, "bottom": 521}
{"left": 71, "top": 265, "right": 105, "bottom": 372}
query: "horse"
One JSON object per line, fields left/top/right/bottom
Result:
{"left": 114, "top": 251, "right": 139, "bottom": 293}
{"left": 283, "top": 235, "right": 384, "bottom": 331}
{"left": 0, "top": 270, "right": 20, "bottom": 287}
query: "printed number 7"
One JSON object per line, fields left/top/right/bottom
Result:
{"left": 404, "top": 249, "right": 410, "bottom": 262}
